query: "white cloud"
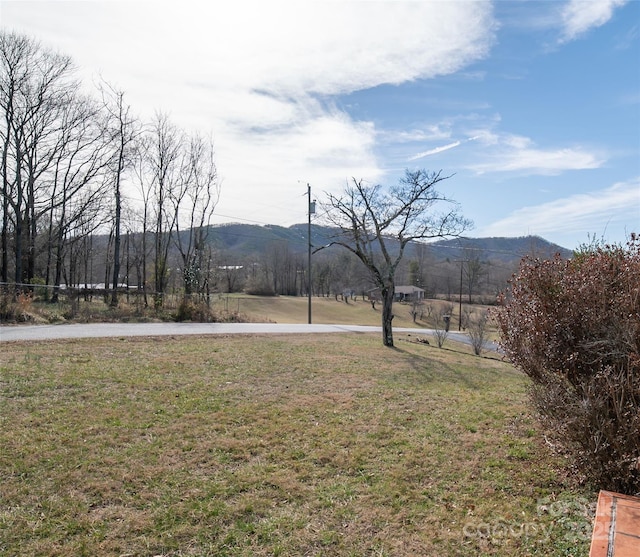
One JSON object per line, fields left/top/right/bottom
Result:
{"left": 559, "top": 0, "right": 629, "bottom": 43}
{"left": 1, "top": 0, "right": 497, "bottom": 224}
{"left": 480, "top": 178, "right": 640, "bottom": 238}
{"left": 468, "top": 134, "right": 605, "bottom": 175}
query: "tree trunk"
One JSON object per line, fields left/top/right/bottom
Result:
{"left": 1, "top": 96, "right": 11, "bottom": 286}
{"left": 51, "top": 231, "right": 64, "bottom": 303}
{"left": 110, "top": 134, "right": 125, "bottom": 307}
{"left": 83, "top": 233, "right": 91, "bottom": 301}
{"left": 104, "top": 228, "right": 113, "bottom": 304}
{"left": 110, "top": 179, "right": 121, "bottom": 307}
{"left": 381, "top": 284, "right": 395, "bottom": 347}
{"left": 26, "top": 174, "right": 36, "bottom": 284}
{"left": 142, "top": 225, "right": 148, "bottom": 307}
{"left": 1, "top": 172, "right": 8, "bottom": 285}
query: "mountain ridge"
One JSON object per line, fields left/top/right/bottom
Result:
{"left": 207, "top": 222, "right": 573, "bottom": 264}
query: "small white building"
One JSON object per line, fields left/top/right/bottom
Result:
{"left": 394, "top": 285, "right": 425, "bottom": 302}
{"left": 369, "top": 285, "right": 425, "bottom": 302}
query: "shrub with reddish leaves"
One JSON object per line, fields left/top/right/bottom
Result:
{"left": 495, "top": 235, "right": 640, "bottom": 494}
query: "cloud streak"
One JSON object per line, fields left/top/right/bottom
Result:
{"left": 467, "top": 134, "right": 605, "bottom": 175}
{"left": 480, "top": 178, "right": 640, "bottom": 238}
{"left": 409, "top": 141, "right": 461, "bottom": 161}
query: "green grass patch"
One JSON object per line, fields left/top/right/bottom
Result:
{"left": 0, "top": 334, "right": 594, "bottom": 556}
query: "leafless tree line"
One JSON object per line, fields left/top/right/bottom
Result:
{"left": 1, "top": 31, "right": 519, "bottom": 315}
{"left": 1, "top": 31, "right": 219, "bottom": 307}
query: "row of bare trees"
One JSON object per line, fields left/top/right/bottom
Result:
{"left": 1, "top": 31, "right": 220, "bottom": 306}
{"left": 216, "top": 236, "right": 515, "bottom": 306}
{"left": 1, "top": 31, "right": 514, "bottom": 333}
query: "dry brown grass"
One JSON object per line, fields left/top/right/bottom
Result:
{"left": 0, "top": 333, "right": 594, "bottom": 556}
{"left": 211, "top": 294, "right": 472, "bottom": 330}
{"left": 2, "top": 290, "right": 478, "bottom": 332}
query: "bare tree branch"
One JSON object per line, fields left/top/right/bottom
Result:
{"left": 320, "top": 168, "right": 471, "bottom": 347}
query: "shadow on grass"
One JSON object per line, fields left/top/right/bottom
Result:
{"left": 389, "top": 343, "right": 487, "bottom": 391}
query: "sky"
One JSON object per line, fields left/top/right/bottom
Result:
{"left": 1, "top": 0, "right": 639, "bottom": 250}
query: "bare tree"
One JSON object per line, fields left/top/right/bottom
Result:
{"left": 432, "top": 306, "right": 452, "bottom": 348}
{"left": 0, "top": 32, "right": 31, "bottom": 285}
{"left": 467, "top": 309, "right": 489, "bottom": 355}
{"left": 311, "top": 254, "right": 333, "bottom": 297}
{"left": 45, "top": 95, "right": 111, "bottom": 302}
{"left": 172, "top": 132, "right": 220, "bottom": 301}
{"left": 100, "top": 82, "right": 139, "bottom": 307}
{"left": 0, "top": 31, "right": 76, "bottom": 288}
{"left": 131, "top": 134, "right": 154, "bottom": 306}
{"left": 409, "top": 242, "right": 433, "bottom": 296}
{"left": 218, "top": 252, "right": 244, "bottom": 293}
{"left": 409, "top": 297, "right": 424, "bottom": 323}
{"left": 462, "top": 248, "right": 485, "bottom": 303}
{"left": 320, "top": 169, "right": 470, "bottom": 347}
{"left": 263, "top": 240, "right": 298, "bottom": 296}
{"left": 147, "top": 112, "right": 181, "bottom": 307}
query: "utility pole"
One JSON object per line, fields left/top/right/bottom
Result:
{"left": 456, "top": 259, "right": 465, "bottom": 331}
{"left": 459, "top": 261, "right": 463, "bottom": 330}
{"left": 307, "top": 184, "right": 315, "bottom": 324}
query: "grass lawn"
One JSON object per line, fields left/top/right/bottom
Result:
{"left": 14, "top": 291, "right": 475, "bottom": 332}
{"left": 209, "top": 295, "right": 435, "bottom": 328}
{"left": 0, "top": 333, "right": 594, "bottom": 556}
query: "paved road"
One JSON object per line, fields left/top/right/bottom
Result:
{"left": 0, "top": 321, "right": 474, "bottom": 345}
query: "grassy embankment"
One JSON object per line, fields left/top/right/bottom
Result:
{"left": 7, "top": 291, "right": 485, "bottom": 332}
{"left": 0, "top": 326, "right": 595, "bottom": 556}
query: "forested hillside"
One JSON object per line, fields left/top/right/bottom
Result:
{"left": 207, "top": 223, "right": 571, "bottom": 262}
{"left": 199, "top": 223, "right": 571, "bottom": 301}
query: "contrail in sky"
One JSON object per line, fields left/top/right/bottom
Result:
{"left": 409, "top": 136, "right": 479, "bottom": 161}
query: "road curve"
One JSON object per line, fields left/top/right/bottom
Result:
{"left": 0, "top": 321, "right": 473, "bottom": 345}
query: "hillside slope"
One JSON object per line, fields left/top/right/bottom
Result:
{"left": 207, "top": 223, "right": 572, "bottom": 264}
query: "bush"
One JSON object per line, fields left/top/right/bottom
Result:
{"left": 174, "top": 298, "right": 215, "bottom": 322}
{"left": 467, "top": 310, "right": 490, "bottom": 356}
{"left": 0, "top": 290, "right": 36, "bottom": 323}
{"left": 432, "top": 305, "right": 453, "bottom": 348}
{"left": 494, "top": 236, "right": 640, "bottom": 494}
{"left": 243, "top": 276, "right": 276, "bottom": 296}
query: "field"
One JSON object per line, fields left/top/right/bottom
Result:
{"left": 8, "top": 291, "right": 484, "bottom": 333}
{"left": 0, "top": 330, "right": 595, "bottom": 556}
{"left": 210, "top": 294, "right": 441, "bottom": 328}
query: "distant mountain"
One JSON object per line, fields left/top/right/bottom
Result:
{"left": 425, "top": 236, "right": 573, "bottom": 264}
{"left": 207, "top": 223, "right": 335, "bottom": 257}
{"left": 206, "top": 223, "right": 572, "bottom": 264}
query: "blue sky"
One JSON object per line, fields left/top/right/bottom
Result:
{"left": 2, "top": 0, "right": 639, "bottom": 250}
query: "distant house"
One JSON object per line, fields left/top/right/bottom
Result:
{"left": 395, "top": 285, "right": 425, "bottom": 302}
{"left": 368, "top": 285, "right": 425, "bottom": 303}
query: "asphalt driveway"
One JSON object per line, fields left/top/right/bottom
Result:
{"left": 0, "top": 322, "right": 476, "bottom": 345}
